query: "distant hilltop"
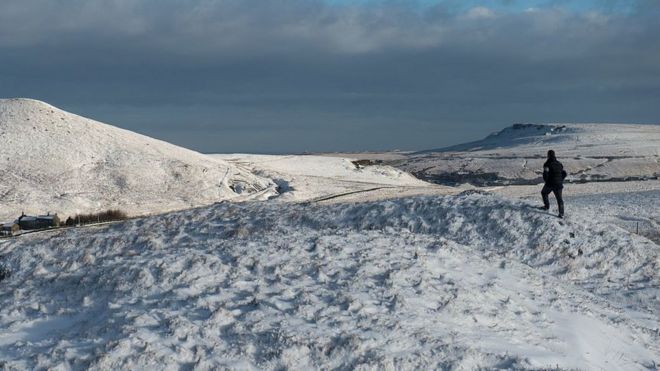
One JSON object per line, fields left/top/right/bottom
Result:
{"left": 418, "top": 122, "right": 660, "bottom": 155}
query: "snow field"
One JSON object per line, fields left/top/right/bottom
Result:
{"left": 211, "top": 154, "right": 452, "bottom": 203}
{"left": 1, "top": 193, "right": 658, "bottom": 369}
{"left": 567, "top": 190, "right": 660, "bottom": 243}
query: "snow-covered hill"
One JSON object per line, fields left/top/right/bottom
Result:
{"left": 0, "top": 193, "right": 658, "bottom": 369}
{"left": 398, "top": 123, "right": 660, "bottom": 186}
{"left": 0, "top": 99, "right": 276, "bottom": 221}
{"left": 211, "top": 154, "right": 454, "bottom": 203}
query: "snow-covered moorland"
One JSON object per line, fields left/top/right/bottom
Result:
{"left": 211, "top": 154, "right": 454, "bottom": 203}
{"left": 0, "top": 99, "right": 276, "bottom": 221}
{"left": 395, "top": 123, "right": 660, "bottom": 186}
{"left": 1, "top": 193, "right": 658, "bottom": 369}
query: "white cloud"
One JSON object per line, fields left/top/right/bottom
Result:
{"left": 464, "top": 6, "right": 496, "bottom": 19}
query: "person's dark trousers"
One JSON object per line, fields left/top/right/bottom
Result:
{"left": 541, "top": 185, "right": 564, "bottom": 216}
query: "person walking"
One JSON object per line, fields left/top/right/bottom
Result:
{"left": 541, "top": 150, "right": 567, "bottom": 218}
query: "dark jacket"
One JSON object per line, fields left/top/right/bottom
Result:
{"left": 543, "top": 158, "right": 567, "bottom": 188}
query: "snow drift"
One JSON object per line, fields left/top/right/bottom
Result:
{"left": 0, "top": 99, "right": 276, "bottom": 221}
{"left": 1, "top": 193, "right": 658, "bottom": 369}
{"left": 398, "top": 123, "right": 660, "bottom": 186}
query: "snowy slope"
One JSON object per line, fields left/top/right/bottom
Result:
{"left": 0, "top": 99, "right": 276, "bottom": 221}
{"left": 482, "top": 180, "right": 660, "bottom": 243}
{"left": 211, "top": 154, "right": 454, "bottom": 203}
{"left": 1, "top": 193, "right": 658, "bottom": 369}
{"left": 568, "top": 189, "right": 660, "bottom": 243}
{"left": 397, "top": 123, "right": 660, "bottom": 186}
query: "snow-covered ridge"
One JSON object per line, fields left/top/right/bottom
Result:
{"left": 0, "top": 193, "right": 658, "bottom": 369}
{"left": 0, "top": 98, "right": 277, "bottom": 220}
{"left": 397, "top": 122, "right": 660, "bottom": 186}
{"left": 421, "top": 123, "right": 576, "bottom": 152}
{"left": 422, "top": 122, "right": 660, "bottom": 154}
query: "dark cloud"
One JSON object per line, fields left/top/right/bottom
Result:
{"left": 1, "top": 0, "right": 659, "bottom": 153}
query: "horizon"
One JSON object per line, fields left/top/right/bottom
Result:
{"left": 3, "top": 96, "right": 660, "bottom": 155}
{"left": 2, "top": 0, "right": 660, "bottom": 153}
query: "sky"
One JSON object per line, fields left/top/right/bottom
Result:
{"left": 1, "top": 0, "right": 659, "bottom": 153}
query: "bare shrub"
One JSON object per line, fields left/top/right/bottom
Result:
{"left": 66, "top": 209, "right": 128, "bottom": 226}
